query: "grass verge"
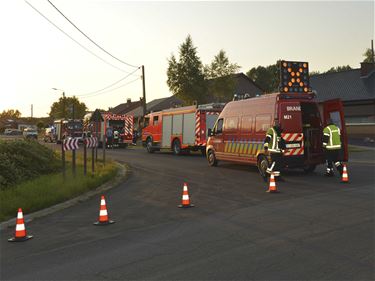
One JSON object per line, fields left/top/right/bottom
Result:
{"left": 0, "top": 160, "right": 118, "bottom": 222}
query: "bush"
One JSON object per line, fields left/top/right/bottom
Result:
{"left": 0, "top": 140, "right": 60, "bottom": 190}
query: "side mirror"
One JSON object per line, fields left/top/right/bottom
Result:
{"left": 208, "top": 128, "right": 213, "bottom": 137}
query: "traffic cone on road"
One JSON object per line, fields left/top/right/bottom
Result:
{"left": 178, "top": 183, "right": 195, "bottom": 208}
{"left": 8, "top": 208, "right": 33, "bottom": 242}
{"left": 266, "top": 173, "right": 279, "bottom": 193}
{"left": 341, "top": 164, "right": 349, "bottom": 184}
{"left": 93, "top": 195, "right": 115, "bottom": 225}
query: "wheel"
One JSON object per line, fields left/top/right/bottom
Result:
{"left": 146, "top": 138, "right": 154, "bottom": 153}
{"left": 303, "top": 164, "right": 316, "bottom": 173}
{"left": 257, "top": 155, "right": 270, "bottom": 178}
{"left": 172, "top": 139, "right": 181, "bottom": 155}
{"left": 207, "top": 149, "right": 218, "bottom": 166}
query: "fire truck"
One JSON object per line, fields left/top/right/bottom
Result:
{"left": 84, "top": 112, "right": 134, "bottom": 148}
{"left": 142, "top": 103, "right": 224, "bottom": 154}
{"left": 206, "top": 60, "right": 348, "bottom": 177}
{"left": 54, "top": 119, "right": 83, "bottom": 143}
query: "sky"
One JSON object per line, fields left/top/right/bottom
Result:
{"left": 0, "top": 0, "right": 374, "bottom": 117}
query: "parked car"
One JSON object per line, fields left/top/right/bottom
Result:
{"left": 44, "top": 128, "right": 56, "bottom": 142}
{"left": 4, "top": 129, "right": 22, "bottom": 135}
{"left": 23, "top": 128, "right": 38, "bottom": 140}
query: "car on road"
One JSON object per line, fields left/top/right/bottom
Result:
{"left": 23, "top": 128, "right": 38, "bottom": 140}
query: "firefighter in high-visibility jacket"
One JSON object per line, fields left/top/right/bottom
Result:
{"left": 323, "top": 119, "right": 343, "bottom": 177}
{"left": 263, "top": 121, "right": 286, "bottom": 180}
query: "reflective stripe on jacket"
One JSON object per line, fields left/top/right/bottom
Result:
{"left": 264, "top": 127, "right": 282, "bottom": 153}
{"left": 323, "top": 124, "right": 341, "bottom": 150}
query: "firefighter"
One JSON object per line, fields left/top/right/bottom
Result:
{"left": 263, "top": 120, "right": 286, "bottom": 181}
{"left": 323, "top": 119, "right": 343, "bottom": 177}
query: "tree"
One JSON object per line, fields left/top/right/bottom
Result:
{"left": 49, "top": 96, "right": 87, "bottom": 120}
{"left": 167, "top": 35, "right": 207, "bottom": 104}
{"left": 363, "top": 48, "right": 375, "bottom": 63}
{"left": 0, "top": 109, "right": 21, "bottom": 119}
{"left": 247, "top": 63, "right": 279, "bottom": 93}
{"left": 325, "top": 65, "right": 352, "bottom": 73}
{"left": 204, "top": 50, "right": 240, "bottom": 102}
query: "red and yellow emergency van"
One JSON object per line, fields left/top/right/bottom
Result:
{"left": 142, "top": 103, "right": 224, "bottom": 154}
{"left": 206, "top": 61, "right": 348, "bottom": 177}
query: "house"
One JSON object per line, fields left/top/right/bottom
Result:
{"left": 310, "top": 62, "right": 375, "bottom": 140}
{"left": 110, "top": 98, "right": 142, "bottom": 115}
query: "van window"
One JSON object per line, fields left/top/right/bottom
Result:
{"left": 224, "top": 117, "right": 238, "bottom": 133}
{"left": 215, "top": 118, "right": 224, "bottom": 134}
{"left": 153, "top": 116, "right": 159, "bottom": 126}
{"left": 255, "top": 115, "right": 271, "bottom": 132}
{"left": 241, "top": 116, "right": 253, "bottom": 132}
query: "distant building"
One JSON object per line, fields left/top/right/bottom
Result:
{"left": 310, "top": 62, "right": 375, "bottom": 140}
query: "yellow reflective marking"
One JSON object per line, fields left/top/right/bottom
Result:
{"left": 233, "top": 141, "right": 239, "bottom": 153}
{"left": 224, "top": 141, "right": 228, "bottom": 153}
{"left": 228, "top": 141, "right": 232, "bottom": 153}
{"left": 252, "top": 143, "right": 259, "bottom": 155}
{"left": 242, "top": 141, "right": 248, "bottom": 154}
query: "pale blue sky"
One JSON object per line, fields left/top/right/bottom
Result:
{"left": 1, "top": 0, "right": 374, "bottom": 117}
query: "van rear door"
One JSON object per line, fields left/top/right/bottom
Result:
{"left": 322, "top": 99, "right": 348, "bottom": 161}
{"left": 278, "top": 102, "right": 304, "bottom": 156}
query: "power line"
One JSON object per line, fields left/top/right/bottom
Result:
{"left": 47, "top": 0, "right": 139, "bottom": 69}
{"left": 79, "top": 77, "right": 141, "bottom": 98}
{"left": 75, "top": 67, "right": 141, "bottom": 97}
{"left": 24, "top": 0, "right": 130, "bottom": 73}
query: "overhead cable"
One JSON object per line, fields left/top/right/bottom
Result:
{"left": 79, "top": 77, "right": 141, "bottom": 98}
{"left": 24, "top": 0, "right": 130, "bottom": 73}
{"left": 75, "top": 67, "right": 140, "bottom": 97}
{"left": 47, "top": 0, "right": 139, "bottom": 69}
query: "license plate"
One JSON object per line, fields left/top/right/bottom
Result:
{"left": 286, "top": 143, "right": 301, "bottom": 148}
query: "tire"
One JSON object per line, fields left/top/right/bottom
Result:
{"left": 172, "top": 139, "right": 181, "bottom": 155}
{"left": 303, "top": 164, "right": 316, "bottom": 173}
{"left": 146, "top": 138, "right": 154, "bottom": 153}
{"left": 257, "top": 155, "right": 270, "bottom": 178}
{"left": 207, "top": 149, "right": 218, "bottom": 166}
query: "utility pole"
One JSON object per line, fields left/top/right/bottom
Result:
{"left": 371, "top": 39, "right": 374, "bottom": 64}
{"left": 141, "top": 65, "right": 146, "bottom": 116}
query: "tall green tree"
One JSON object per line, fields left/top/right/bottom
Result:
{"left": 363, "top": 48, "right": 375, "bottom": 63}
{"left": 0, "top": 109, "right": 21, "bottom": 119}
{"left": 247, "top": 63, "right": 279, "bottom": 93}
{"left": 167, "top": 35, "right": 207, "bottom": 104}
{"left": 49, "top": 96, "right": 87, "bottom": 120}
{"left": 204, "top": 50, "right": 240, "bottom": 102}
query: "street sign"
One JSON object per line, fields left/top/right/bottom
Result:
{"left": 63, "top": 138, "right": 79, "bottom": 151}
{"left": 85, "top": 137, "right": 98, "bottom": 148}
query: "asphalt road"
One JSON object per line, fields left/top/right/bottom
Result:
{"left": 1, "top": 147, "right": 374, "bottom": 280}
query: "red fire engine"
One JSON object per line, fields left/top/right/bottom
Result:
{"left": 142, "top": 103, "right": 224, "bottom": 154}
{"left": 84, "top": 112, "right": 134, "bottom": 148}
{"left": 206, "top": 60, "right": 348, "bottom": 177}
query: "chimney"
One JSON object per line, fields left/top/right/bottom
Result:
{"left": 126, "top": 98, "right": 131, "bottom": 104}
{"left": 360, "top": 62, "right": 375, "bottom": 77}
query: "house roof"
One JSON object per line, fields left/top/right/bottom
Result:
{"left": 111, "top": 100, "right": 142, "bottom": 115}
{"left": 125, "top": 95, "right": 183, "bottom": 117}
{"left": 310, "top": 68, "right": 375, "bottom": 102}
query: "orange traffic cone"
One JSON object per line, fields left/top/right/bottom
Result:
{"left": 8, "top": 208, "right": 33, "bottom": 242}
{"left": 93, "top": 195, "right": 115, "bottom": 225}
{"left": 178, "top": 183, "right": 195, "bottom": 208}
{"left": 341, "top": 164, "right": 349, "bottom": 184}
{"left": 266, "top": 173, "right": 280, "bottom": 193}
